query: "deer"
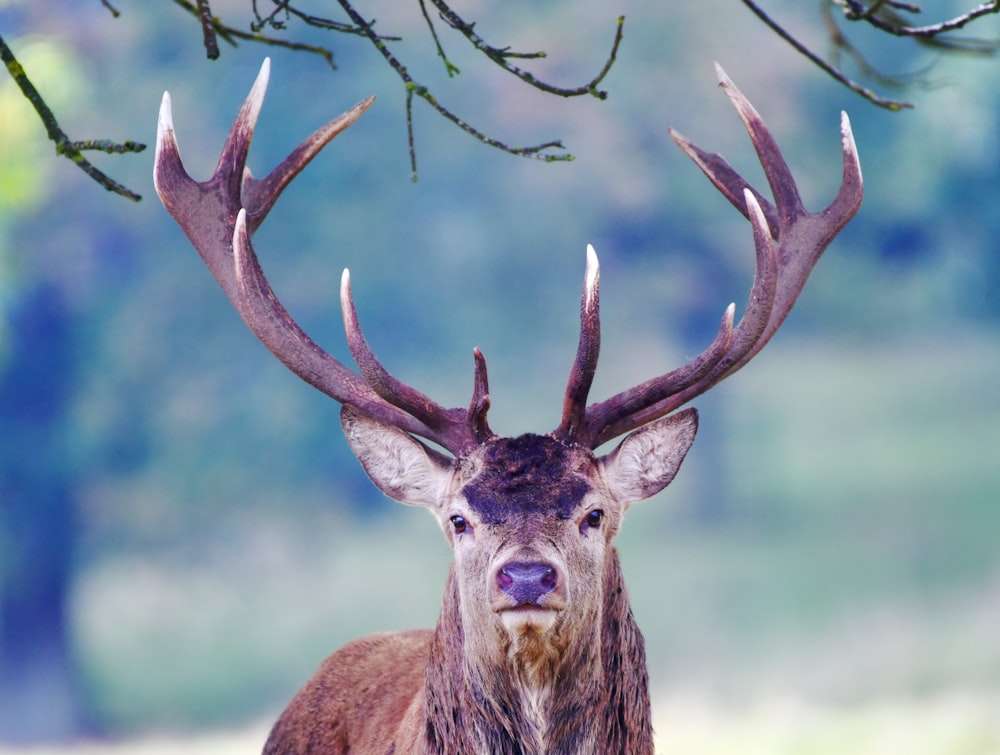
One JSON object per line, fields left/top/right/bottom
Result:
{"left": 153, "top": 58, "right": 862, "bottom": 754}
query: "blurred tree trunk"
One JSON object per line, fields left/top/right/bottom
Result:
{"left": 0, "top": 284, "right": 95, "bottom": 743}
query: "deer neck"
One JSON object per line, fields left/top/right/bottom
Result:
{"left": 422, "top": 551, "right": 653, "bottom": 755}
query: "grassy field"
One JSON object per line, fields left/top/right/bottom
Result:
{"left": 2, "top": 692, "right": 998, "bottom": 754}
{"left": 653, "top": 692, "right": 1000, "bottom": 754}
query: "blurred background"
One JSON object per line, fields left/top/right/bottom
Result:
{"left": 1, "top": 0, "right": 998, "bottom": 752}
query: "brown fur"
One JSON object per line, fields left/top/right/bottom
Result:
{"left": 263, "top": 409, "right": 697, "bottom": 754}
{"left": 263, "top": 630, "right": 430, "bottom": 754}
{"left": 264, "top": 550, "right": 652, "bottom": 755}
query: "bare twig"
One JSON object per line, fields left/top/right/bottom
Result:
{"left": 0, "top": 34, "right": 145, "bottom": 201}
{"left": 232, "top": 0, "right": 623, "bottom": 174}
{"left": 424, "top": 0, "right": 624, "bottom": 100}
{"left": 171, "top": 0, "right": 338, "bottom": 67}
{"left": 196, "top": 0, "right": 220, "bottom": 59}
{"left": 741, "top": 0, "right": 914, "bottom": 110}
{"left": 821, "top": 3, "right": 932, "bottom": 89}
{"left": 418, "top": 0, "right": 461, "bottom": 77}
{"left": 842, "top": 0, "right": 1000, "bottom": 38}
{"left": 741, "top": 1, "right": 999, "bottom": 110}
{"left": 251, "top": 0, "right": 379, "bottom": 37}
{"left": 335, "top": 0, "right": 575, "bottom": 179}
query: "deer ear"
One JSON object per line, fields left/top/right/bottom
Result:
{"left": 598, "top": 408, "right": 698, "bottom": 504}
{"left": 341, "top": 405, "right": 454, "bottom": 509}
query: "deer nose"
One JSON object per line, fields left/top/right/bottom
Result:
{"left": 497, "top": 561, "right": 558, "bottom": 606}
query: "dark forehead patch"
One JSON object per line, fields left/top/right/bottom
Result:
{"left": 462, "top": 434, "right": 591, "bottom": 524}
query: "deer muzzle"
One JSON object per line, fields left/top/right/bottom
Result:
{"left": 497, "top": 561, "right": 558, "bottom": 606}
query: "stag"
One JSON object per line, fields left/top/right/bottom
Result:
{"left": 154, "top": 59, "right": 861, "bottom": 754}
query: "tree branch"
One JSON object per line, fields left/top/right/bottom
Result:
{"left": 742, "top": 1, "right": 1000, "bottom": 111}
{"left": 171, "top": 0, "right": 338, "bottom": 67}
{"left": 0, "top": 34, "right": 145, "bottom": 201}
{"left": 334, "top": 0, "right": 582, "bottom": 179}
{"left": 195, "top": 0, "right": 220, "bottom": 59}
{"left": 842, "top": 0, "right": 1000, "bottom": 39}
{"left": 741, "top": 0, "right": 914, "bottom": 110}
{"left": 180, "top": 0, "right": 624, "bottom": 176}
{"left": 250, "top": 0, "right": 380, "bottom": 38}
{"left": 422, "top": 0, "right": 624, "bottom": 100}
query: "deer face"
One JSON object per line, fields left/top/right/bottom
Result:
{"left": 448, "top": 433, "right": 615, "bottom": 649}
{"left": 341, "top": 404, "right": 698, "bottom": 659}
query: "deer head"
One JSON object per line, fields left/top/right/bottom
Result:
{"left": 155, "top": 59, "right": 861, "bottom": 754}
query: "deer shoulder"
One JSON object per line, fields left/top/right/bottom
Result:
{"left": 263, "top": 630, "right": 430, "bottom": 755}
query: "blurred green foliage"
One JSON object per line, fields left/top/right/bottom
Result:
{"left": 0, "top": 0, "right": 998, "bottom": 743}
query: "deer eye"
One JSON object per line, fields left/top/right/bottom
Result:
{"left": 450, "top": 515, "right": 469, "bottom": 535}
{"left": 581, "top": 509, "right": 604, "bottom": 533}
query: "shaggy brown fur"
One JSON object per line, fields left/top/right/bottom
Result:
{"left": 263, "top": 551, "right": 652, "bottom": 754}
{"left": 263, "top": 409, "right": 696, "bottom": 754}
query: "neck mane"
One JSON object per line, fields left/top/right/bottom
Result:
{"left": 422, "top": 550, "right": 653, "bottom": 754}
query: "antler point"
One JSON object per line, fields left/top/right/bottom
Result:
{"left": 743, "top": 187, "right": 766, "bottom": 222}
{"left": 840, "top": 112, "right": 862, "bottom": 178}
{"left": 232, "top": 208, "right": 249, "bottom": 253}
{"left": 155, "top": 92, "right": 175, "bottom": 152}
{"left": 153, "top": 91, "right": 189, "bottom": 203}
{"left": 840, "top": 111, "right": 855, "bottom": 146}
{"left": 713, "top": 61, "right": 731, "bottom": 87}
{"left": 340, "top": 268, "right": 353, "bottom": 303}
{"left": 241, "top": 58, "right": 272, "bottom": 132}
{"left": 157, "top": 90, "right": 173, "bottom": 122}
{"left": 721, "top": 303, "right": 736, "bottom": 339}
{"left": 584, "top": 245, "right": 600, "bottom": 311}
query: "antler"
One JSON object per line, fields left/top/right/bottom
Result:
{"left": 556, "top": 63, "right": 863, "bottom": 449}
{"left": 154, "top": 59, "right": 494, "bottom": 455}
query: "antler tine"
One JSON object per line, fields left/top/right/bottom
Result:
{"left": 582, "top": 190, "right": 775, "bottom": 446}
{"left": 340, "top": 270, "right": 491, "bottom": 452}
{"left": 154, "top": 56, "right": 268, "bottom": 211}
{"left": 715, "top": 62, "right": 802, "bottom": 229}
{"left": 217, "top": 56, "right": 270, "bottom": 203}
{"left": 157, "top": 60, "right": 486, "bottom": 456}
{"left": 556, "top": 245, "right": 601, "bottom": 440}
{"left": 703, "top": 65, "right": 862, "bottom": 376}
{"left": 468, "top": 347, "right": 495, "bottom": 444}
{"left": 155, "top": 59, "right": 375, "bottom": 300}
{"left": 242, "top": 93, "right": 375, "bottom": 233}
{"left": 231, "top": 211, "right": 437, "bottom": 439}
{"left": 154, "top": 60, "right": 266, "bottom": 309}
{"left": 564, "top": 66, "right": 862, "bottom": 449}
{"left": 568, "top": 296, "right": 738, "bottom": 449}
